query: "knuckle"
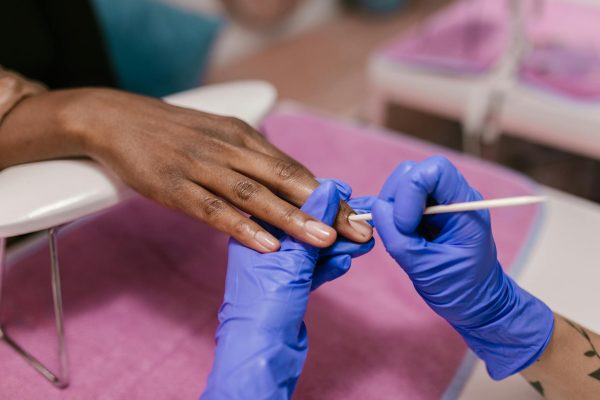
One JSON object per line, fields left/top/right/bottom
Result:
{"left": 281, "top": 207, "right": 302, "bottom": 225}
{"left": 232, "top": 220, "right": 253, "bottom": 237}
{"left": 409, "top": 170, "right": 426, "bottom": 188}
{"left": 225, "top": 117, "right": 251, "bottom": 133}
{"left": 274, "top": 160, "right": 303, "bottom": 182}
{"left": 429, "top": 155, "right": 452, "bottom": 169}
{"left": 156, "top": 167, "right": 185, "bottom": 200}
{"left": 200, "top": 197, "right": 227, "bottom": 220}
{"left": 233, "top": 180, "right": 261, "bottom": 201}
{"left": 201, "top": 135, "right": 227, "bottom": 154}
{"left": 158, "top": 165, "right": 182, "bottom": 181}
{"left": 398, "top": 160, "right": 416, "bottom": 174}
{"left": 0, "top": 75, "right": 22, "bottom": 93}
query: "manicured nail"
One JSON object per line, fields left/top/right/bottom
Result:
{"left": 255, "top": 231, "right": 279, "bottom": 251}
{"left": 305, "top": 220, "right": 335, "bottom": 243}
{"left": 349, "top": 214, "right": 373, "bottom": 238}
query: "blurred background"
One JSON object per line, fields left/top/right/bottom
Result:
{"left": 92, "top": 0, "right": 599, "bottom": 203}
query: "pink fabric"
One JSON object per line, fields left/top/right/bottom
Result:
{"left": 379, "top": 0, "right": 600, "bottom": 101}
{"left": 379, "top": 0, "right": 509, "bottom": 74}
{"left": 0, "top": 111, "right": 542, "bottom": 399}
{"left": 520, "top": 0, "right": 600, "bottom": 101}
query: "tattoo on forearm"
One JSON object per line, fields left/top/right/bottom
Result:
{"left": 565, "top": 318, "right": 600, "bottom": 381}
{"left": 529, "top": 380, "right": 545, "bottom": 397}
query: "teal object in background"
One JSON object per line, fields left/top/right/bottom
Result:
{"left": 92, "top": 0, "right": 224, "bottom": 97}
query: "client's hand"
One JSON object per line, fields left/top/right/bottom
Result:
{"left": 202, "top": 180, "right": 374, "bottom": 399}
{"left": 371, "top": 156, "right": 554, "bottom": 379}
{"left": 0, "top": 88, "right": 373, "bottom": 253}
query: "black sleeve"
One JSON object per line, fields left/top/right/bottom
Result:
{"left": 0, "top": 0, "right": 116, "bottom": 89}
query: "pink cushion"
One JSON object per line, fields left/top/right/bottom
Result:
{"left": 520, "top": 0, "right": 600, "bottom": 101}
{"left": 379, "top": 0, "right": 508, "bottom": 74}
{"left": 0, "top": 111, "right": 542, "bottom": 399}
{"left": 378, "top": 0, "right": 600, "bottom": 101}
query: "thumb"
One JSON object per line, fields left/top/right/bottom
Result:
{"left": 372, "top": 198, "right": 423, "bottom": 270}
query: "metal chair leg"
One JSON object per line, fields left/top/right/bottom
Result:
{"left": 0, "top": 228, "right": 70, "bottom": 388}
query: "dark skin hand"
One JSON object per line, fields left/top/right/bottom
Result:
{"left": 0, "top": 88, "right": 373, "bottom": 252}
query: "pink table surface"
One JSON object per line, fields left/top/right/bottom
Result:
{"left": 0, "top": 111, "right": 542, "bottom": 399}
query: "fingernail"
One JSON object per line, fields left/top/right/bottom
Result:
{"left": 349, "top": 214, "right": 373, "bottom": 238}
{"left": 255, "top": 231, "right": 279, "bottom": 251}
{"left": 305, "top": 220, "right": 335, "bottom": 243}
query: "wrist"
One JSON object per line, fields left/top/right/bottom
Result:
{"left": 0, "top": 88, "right": 106, "bottom": 169}
{"left": 457, "top": 277, "right": 555, "bottom": 380}
{"left": 52, "top": 88, "right": 115, "bottom": 157}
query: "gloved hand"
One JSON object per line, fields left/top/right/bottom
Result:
{"left": 202, "top": 180, "right": 374, "bottom": 399}
{"left": 371, "top": 156, "right": 554, "bottom": 380}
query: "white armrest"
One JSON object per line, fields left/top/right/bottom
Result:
{"left": 0, "top": 80, "right": 277, "bottom": 237}
{"left": 163, "top": 80, "right": 276, "bottom": 126}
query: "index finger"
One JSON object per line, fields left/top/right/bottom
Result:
{"left": 228, "top": 148, "right": 374, "bottom": 243}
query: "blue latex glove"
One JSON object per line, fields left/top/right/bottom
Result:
{"left": 313, "top": 180, "right": 375, "bottom": 290}
{"left": 202, "top": 180, "right": 374, "bottom": 399}
{"left": 371, "top": 156, "right": 554, "bottom": 380}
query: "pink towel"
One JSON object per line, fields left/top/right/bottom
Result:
{"left": 519, "top": 0, "right": 600, "bottom": 101}
{"left": 379, "top": 0, "right": 509, "bottom": 74}
{"left": 378, "top": 0, "right": 600, "bottom": 101}
{"left": 0, "top": 111, "right": 542, "bottom": 399}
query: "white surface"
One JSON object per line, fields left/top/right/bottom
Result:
{"left": 368, "top": 56, "right": 600, "bottom": 159}
{"left": 459, "top": 187, "right": 600, "bottom": 399}
{"left": 164, "top": 80, "right": 277, "bottom": 126}
{"left": 0, "top": 80, "right": 277, "bottom": 237}
{"left": 499, "top": 86, "right": 600, "bottom": 159}
{"left": 0, "top": 160, "right": 130, "bottom": 238}
{"left": 368, "top": 57, "right": 479, "bottom": 121}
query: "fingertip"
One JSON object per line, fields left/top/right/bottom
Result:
{"left": 398, "top": 160, "right": 417, "bottom": 174}
{"left": 339, "top": 254, "right": 352, "bottom": 272}
{"left": 227, "top": 232, "right": 277, "bottom": 255}
{"left": 348, "top": 217, "right": 374, "bottom": 241}
{"left": 347, "top": 196, "right": 377, "bottom": 229}
{"left": 334, "top": 201, "right": 373, "bottom": 243}
{"left": 254, "top": 230, "right": 281, "bottom": 252}
{"left": 304, "top": 220, "right": 337, "bottom": 247}
{"left": 424, "top": 155, "right": 453, "bottom": 170}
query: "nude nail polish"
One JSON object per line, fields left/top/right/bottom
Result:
{"left": 305, "top": 220, "right": 335, "bottom": 242}
{"left": 349, "top": 215, "right": 373, "bottom": 238}
{"left": 255, "top": 231, "right": 279, "bottom": 251}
